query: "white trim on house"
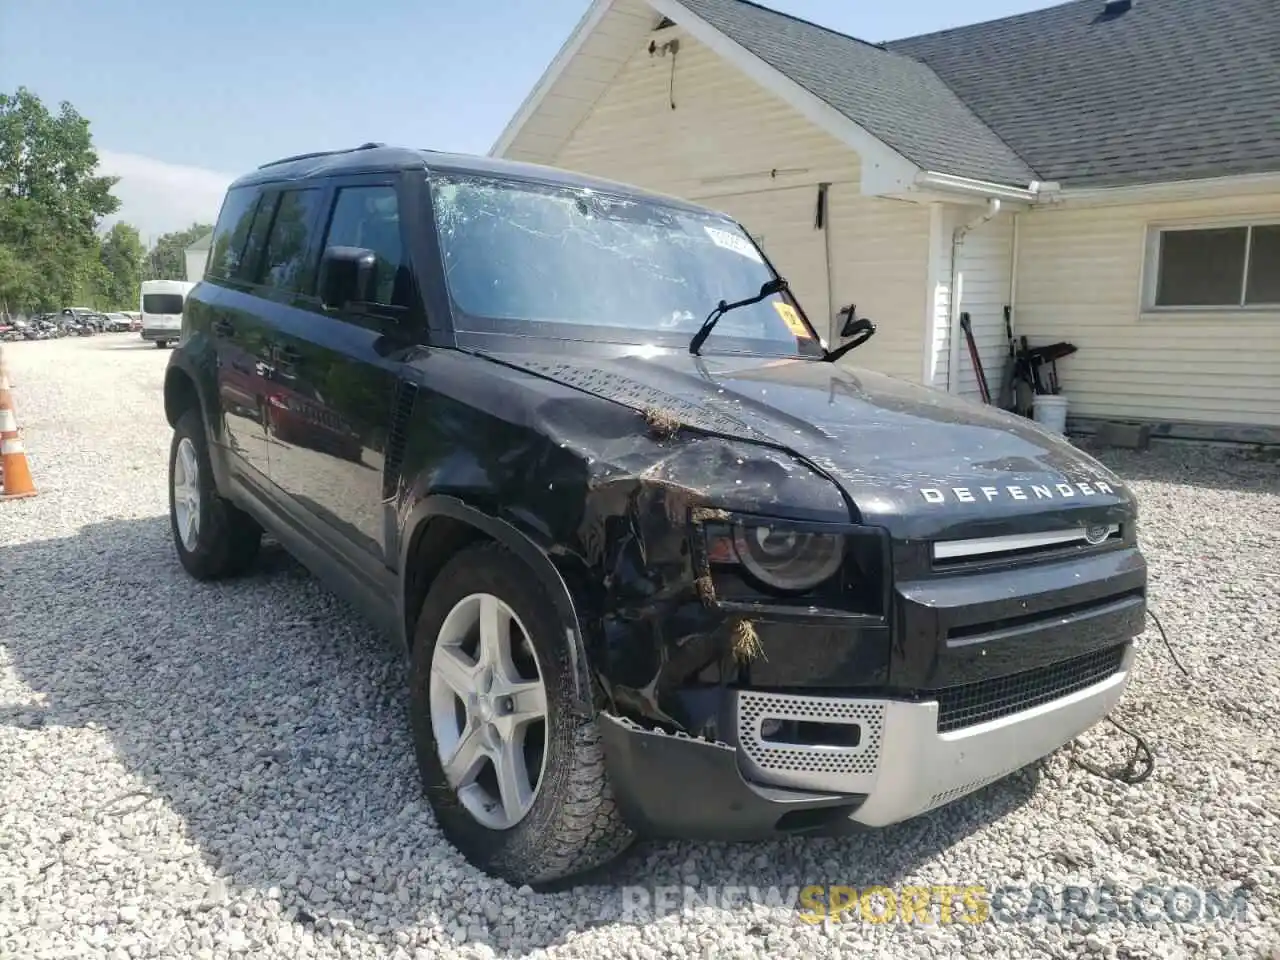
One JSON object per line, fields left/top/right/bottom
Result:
{"left": 923, "top": 203, "right": 947, "bottom": 387}
{"left": 491, "top": 0, "right": 928, "bottom": 196}
{"left": 1052, "top": 170, "right": 1280, "bottom": 208}
{"left": 489, "top": 0, "right": 618, "bottom": 160}
{"left": 946, "top": 199, "right": 1003, "bottom": 393}
{"left": 910, "top": 170, "right": 1042, "bottom": 205}
{"left": 1138, "top": 215, "right": 1280, "bottom": 315}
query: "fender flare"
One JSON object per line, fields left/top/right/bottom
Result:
{"left": 163, "top": 346, "right": 232, "bottom": 491}
{"left": 397, "top": 495, "right": 596, "bottom": 720}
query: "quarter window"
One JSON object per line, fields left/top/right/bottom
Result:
{"left": 1149, "top": 222, "right": 1280, "bottom": 308}
{"left": 237, "top": 193, "right": 279, "bottom": 286}
{"left": 322, "top": 186, "right": 407, "bottom": 306}
{"left": 206, "top": 186, "right": 262, "bottom": 282}
{"left": 259, "top": 188, "right": 324, "bottom": 293}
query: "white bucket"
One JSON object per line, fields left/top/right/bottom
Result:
{"left": 1032, "top": 393, "right": 1069, "bottom": 434}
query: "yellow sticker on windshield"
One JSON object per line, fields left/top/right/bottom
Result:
{"left": 773, "top": 301, "right": 811, "bottom": 337}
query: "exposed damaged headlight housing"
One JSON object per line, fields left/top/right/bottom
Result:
{"left": 730, "top": 523, "right": 844, "bottom": 592}
{"left": 701, "top": 516, "right": 889, "bottom": 614}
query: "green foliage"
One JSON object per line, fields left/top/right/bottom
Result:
{"left": 144, "top": 222, "right": 213, "bottom": 282}
{"left": 0, "top": 87, "right": 145, "bottom": 315}
{"left": 99, "top": 222, "right": 146, "bottom": 308}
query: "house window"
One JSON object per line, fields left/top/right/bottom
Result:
{"left": 1149, "top": 222, "right": 1280, "bottom": 308}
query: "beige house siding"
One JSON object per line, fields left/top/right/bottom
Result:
{"left": 552, "top": 25, "right": 931, "bottom": 378}
{"left": 1015, "top": 193, "right": 1280, "bottom": 427}
{"left": 951, "top": 212, "right": 1015, "bottom": 400}
{"left": 826, "top": 185, "right": 929, "bottom": 381}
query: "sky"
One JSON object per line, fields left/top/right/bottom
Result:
{"left": 1, "top": 0, "right": 1055, "bottom": 244}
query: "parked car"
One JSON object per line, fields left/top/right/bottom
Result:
{"left": 104, "top": 312, "right": 133, "bottom": 332}
{"left": 60, "top": 307, "right": 102, "bottom": 333}
{"left": 162, "top": 144, "right": 1147, "bottom": 887}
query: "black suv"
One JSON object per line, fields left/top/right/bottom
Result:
{"left": 164, "top": 144, "right": 1147, "bottom": 886}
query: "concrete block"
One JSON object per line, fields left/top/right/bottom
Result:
{"left": 1094, "top": 421, "right": 1152, "bottom": 450}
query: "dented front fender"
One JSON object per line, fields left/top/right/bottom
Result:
{"left": 391, "top": 348, "right": 857, "bottom": 733}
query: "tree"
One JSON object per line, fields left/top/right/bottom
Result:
{"left": 145, "top": 222, "right": 212, "bottom": 281}
{"left": 0, "top": 242, "right": 33, "bottom": 318}
{"left": 99, "top": 222, "right": 145, "bottom": 308}
{"left": 0, "top": 87, "right": 120, "bottom": 312}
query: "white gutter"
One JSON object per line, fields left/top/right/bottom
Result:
{"left": 1051, "top": 170, "right": 1280, "bottom": 208}
{"left": 946, "top": 198, "right": 1002, "bottom": 394}
{"left": 916, "top": 170, "right": 1049, "bottom": 204}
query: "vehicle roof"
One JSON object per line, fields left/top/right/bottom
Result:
{"left": 226, "top": 144, "right": 725, "bottom": 218}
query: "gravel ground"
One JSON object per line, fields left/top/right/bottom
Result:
{"left": 0, "top": 335, "right": 1277, "bottom": 960}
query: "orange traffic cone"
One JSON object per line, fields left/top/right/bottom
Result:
{"left": 0, "top": 345, "right": 37, "bottom": 500}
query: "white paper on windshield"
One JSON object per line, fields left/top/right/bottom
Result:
{"left": 703, "top": 225, "right": 763, "bottom": 263}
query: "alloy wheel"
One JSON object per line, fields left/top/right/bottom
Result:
{"left": 172, "top": 437, "right": 202, "bottom": 551}
{"left": 428, "top": 593, "right": 549, "bottom": 830}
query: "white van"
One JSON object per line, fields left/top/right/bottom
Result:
{"left": 140, "top": 279, "right": 195, "bottom": 348}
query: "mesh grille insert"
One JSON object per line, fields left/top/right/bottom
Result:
{"left": 934, "top": 644, "right": 1126, "bottom": 733}
{"left": 736, "top": 691, "right": 885, "bottom": 781}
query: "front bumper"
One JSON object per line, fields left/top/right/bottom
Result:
{"left": 600, "top": 642, "right": 1135, "bottom": 839}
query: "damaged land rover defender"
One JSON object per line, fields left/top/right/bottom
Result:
{"left": 163, "top": 144, "right": 1147, "bottom": 886}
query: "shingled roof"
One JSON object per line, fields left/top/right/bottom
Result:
{"left": 675, "top": 0, "right": 1036, "bottom": 185}
{"left": 888, "top": 0, "right": 1280, "bottom": 188}
{"left": 679, "top": 0, "right": 1280, "bottom": 189}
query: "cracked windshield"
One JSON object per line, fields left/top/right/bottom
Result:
{"left": 430, "top": 175, "right": 823, "bottom": 357}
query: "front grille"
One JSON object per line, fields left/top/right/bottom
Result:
{"left": 931, "top": 524, "right": 1122, "bottom": 570}
{"left": 933, "top": 644, "right": 1127, "bottom": 733}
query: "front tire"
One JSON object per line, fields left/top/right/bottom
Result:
{"left": 409, "top": 542, "right": 635, "bottom": 887}
{"left": 168, "top": 408, "right": 262, "bottom": 580}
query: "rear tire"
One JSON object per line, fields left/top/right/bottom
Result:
{"left": 409, "top": 542, "right": 635, "bottom": 887}
{"left": 155, "top": 340, "right": 167, "bottom": 349}
{"left": 168, "top": 408, "right": 262, "bottom": 580}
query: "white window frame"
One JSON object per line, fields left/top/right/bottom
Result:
{"left": 1141, "top": 215, "right": 1280, "bottom": 314}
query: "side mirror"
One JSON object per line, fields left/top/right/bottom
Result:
{"left": 824, "top": 305, "right": 877, "bottom": 362}
{"left": 318, "top": 245, "right": 378, "bottom": 311}
{"left": 760, "top": 278, "right": 788, "bottom": 298}
{"left": 842, "top": 316, "right": 876, "bottom": 341}
{"left": 840, "top": 305, "right": 876, "bottom": 344}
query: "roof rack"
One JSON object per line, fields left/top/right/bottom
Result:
{"left": 257, "top": 142, "right": 386, "bottom": 170}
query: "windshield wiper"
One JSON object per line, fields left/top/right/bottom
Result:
{"left": 689, "top": 278, "right": 788, "bottom": 356}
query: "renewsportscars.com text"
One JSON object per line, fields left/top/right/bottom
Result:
{"left": 618, "top": 883, "right": 1254, "bottom": 926}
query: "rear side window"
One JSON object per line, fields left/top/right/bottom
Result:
{"left": 237, "top": 194, "right": 279, "bottom": 284}
{"left": 322, "top": 185, "right": 407, "bottom": 306}
{"left": 259, "top": 188, "right": 325, "bottom": 293}
{"left": 206, "top": 186, "right": 262, "bottom": 281}
{"left": 143, "top": 294, "right": 184, "bottom": 314}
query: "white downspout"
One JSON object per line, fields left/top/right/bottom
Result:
{"left": 946, "top": 198, "right": 1002, "bottom": 394}
{"left": 1008, "top": 211, "right": 1021, "bottom": 329}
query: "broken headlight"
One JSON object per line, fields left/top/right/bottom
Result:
{"left": 732, "top": 524, "right": 844, "bottom": 591}
{"left": 702, "top": 516, "right": 889, "bottom": 613}
{"left": 707, "top": 521, "right": 844, "bottom": 593}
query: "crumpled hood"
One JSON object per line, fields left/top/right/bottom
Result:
{"left": 486, "top": 348, "right": 1134, "bottom": 539}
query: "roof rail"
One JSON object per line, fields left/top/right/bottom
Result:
{"left": 257, "top": 142, "right": 387, "bottom": 170}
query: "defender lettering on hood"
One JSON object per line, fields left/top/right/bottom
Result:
{"left": 919, "top": 480, "right": 1117, "bottom": 505}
